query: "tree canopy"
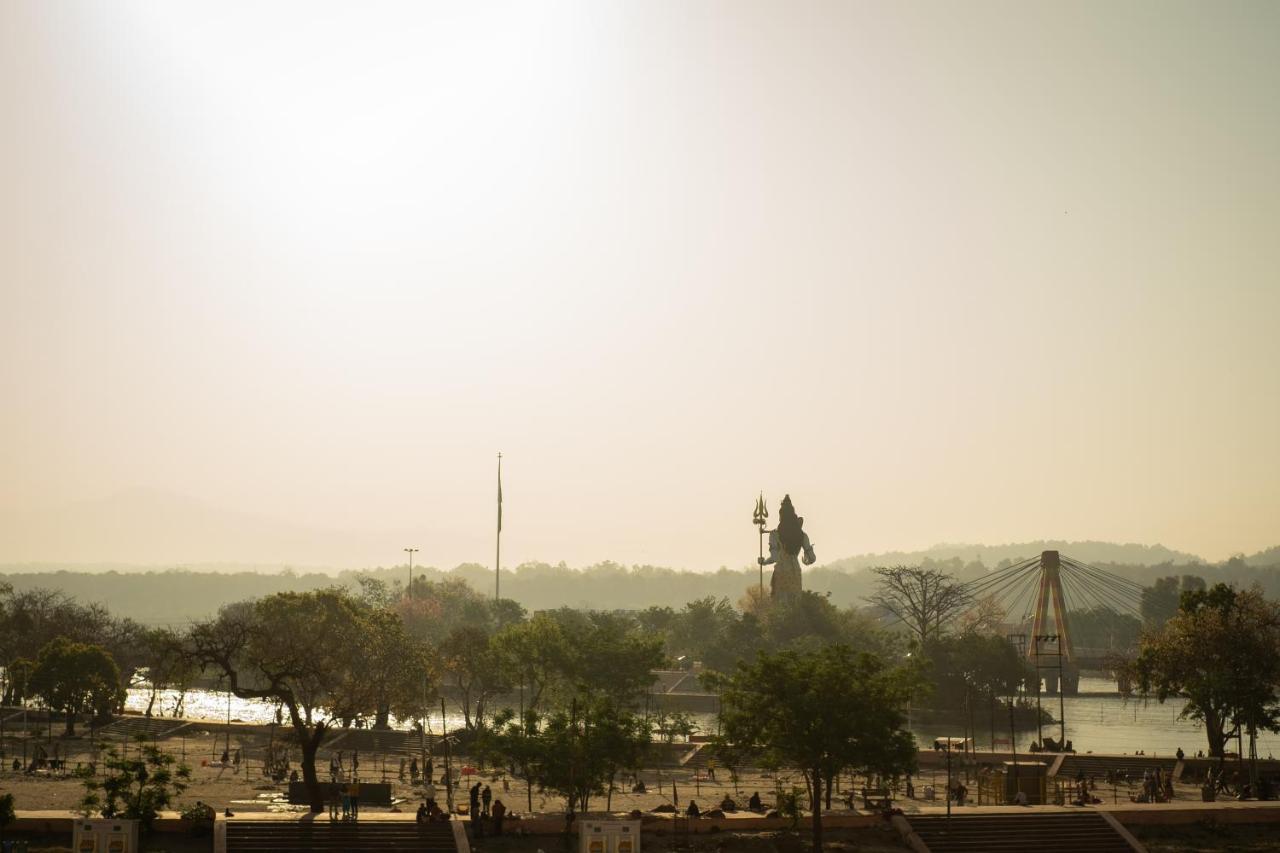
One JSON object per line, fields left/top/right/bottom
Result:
{"left": 716, "top": 645, "right": 918, "bottom": 853}
{"left": 1132, "top": 583, "right": 1280, "bottom": 759}
{"left": 29, "top": 637, "right": 123, "bottom": 735}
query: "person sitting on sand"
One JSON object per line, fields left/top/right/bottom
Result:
{"left": 747, "top": 791, "right": 762, "bottom": 812}
{"left": 686, "top": 800, "right": 701, "bottom": 819}
{"left": 719, "top": 795, "right": 737, "bottom": 812}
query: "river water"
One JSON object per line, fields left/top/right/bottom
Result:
{"left": 124, "top": 677, "right": 1280, "bottom": 760}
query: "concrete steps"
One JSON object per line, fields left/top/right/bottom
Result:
{"left": 1053, "top": 754, "right": 1176, "bottom": 782}
{"left": 95, "top": 715, "right": 191, "bottom": 741}
{"left": 226, "top": 819, "right": 459, "bottom": 853}
{"left": 906, "top": 812, "right": 1139, "bottom": 852}
{"left": 324, "top": 729, "right": 440, "bottom": 758}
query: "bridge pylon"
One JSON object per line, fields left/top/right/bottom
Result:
{"left": 1028, "top": 551, "right": 1080, "bottom": 696}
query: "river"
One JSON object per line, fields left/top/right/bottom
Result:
{"left": 124, "top": 677, "right": 1280, "bottom": 759}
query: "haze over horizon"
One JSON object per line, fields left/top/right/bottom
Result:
{"left": 4, "top": 2, "right": 1278, "bottom": 571}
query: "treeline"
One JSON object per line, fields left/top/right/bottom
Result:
{"left": 4, "top": 554, "right": 1279, "bottom": 624}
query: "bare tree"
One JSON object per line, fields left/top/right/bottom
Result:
{"left": 868, "top": 565, "right": 970, "bottom": 645}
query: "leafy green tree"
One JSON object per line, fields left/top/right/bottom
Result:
{"left": 490, "top": 610, "right": 662, "bottom": 714}
{"left": 440, "top": 625, "right": 507, "bottom": 731}
{"left": 363, "top": 607, "right": 436, "bottom": 729}
{"left": 1066, "top": 607, "right": 1141, "bottom": 651}
{"left": 716, "top": 646, "right": 918, "bottom": 853}
{"left": 1141, "top": 575, "right": 1207, "bottom": 628}
{"left": 186, "top": 590, "right": 396, "bottom": 811}
{"left": 1133, "top": 584, "right": 1280, "bottom": 760}
{"left": 29, "top": 637, "right": 123, "bottom": 735}
{"left": 491, "top": 613, "right": 572, "bottom": 711}
{"left": 923, "top": 633, "right": 1032, "bottom": 714}
{"left": 77, "top": 736, "right": 191, "bottom": 833}
{"left": 483, "top": 699, "right": 649, "bottom": 814}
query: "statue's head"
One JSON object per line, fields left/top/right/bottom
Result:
{"left": 778, "top": 494, "right": 803, "bottom": 555}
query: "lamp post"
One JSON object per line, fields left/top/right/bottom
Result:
{"left": 404, "top": 547, "right": 419, "bottom": 598}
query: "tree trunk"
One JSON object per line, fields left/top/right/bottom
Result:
{"left": 299, "top": 731, "right": 325, "bottom": 813}
{"left": 810, "top": 767, "right": 823, "bottom": 853}
{"left": 375, "top": 703, "right": 391, "bottom": 730}
{"left": 64, "top": 709, "right": 76, "bottom": 737}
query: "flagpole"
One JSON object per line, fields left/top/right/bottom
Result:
{"left": 495, "top": 452, "right": 502, "bottom": 604}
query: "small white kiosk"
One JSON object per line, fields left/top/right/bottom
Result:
{"left": 579, "top": 820, "right": 641, "bottom": 853}
{"left": 72, "top": 818, "right": 138, "bottom": 853}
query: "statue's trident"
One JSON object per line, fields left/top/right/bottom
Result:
{"left": 752, "top": 492, "right": 768, "bottom": 598}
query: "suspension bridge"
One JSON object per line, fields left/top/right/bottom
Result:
{"left": 960, "top": 550, "right": 1145, "bottom": 695}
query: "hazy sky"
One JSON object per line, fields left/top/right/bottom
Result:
{"left": 3, "top": 1, "right": 1278, "bottom": 570}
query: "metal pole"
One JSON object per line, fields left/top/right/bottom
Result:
{"left": 404, "top": 548, "right": 419, "bottom": 598}
{"left": 442, "top": 697, "right": 454, "bottom": 813}
{"left": 945, "top": 746, "right": 951, "bottom": 820}
{"left": 495, "top": 452, "right": 502, "bottom": 605}
{"left": 1058, "top": 652, "right": 1066, "bottom": 750}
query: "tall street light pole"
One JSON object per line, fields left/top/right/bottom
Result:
{"left": 404, "top": 547, "right": 418, "bottom": 598}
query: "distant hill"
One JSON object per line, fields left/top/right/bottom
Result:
{"left": 821, "top": 540, "right": 1204, "bottom": 572}
{"left": 1245, "top": 545, "right": 1280, "bottom": 567}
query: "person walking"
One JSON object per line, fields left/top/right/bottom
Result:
{"left": 482, "top": 784, "right": 492, "bottom": 817}
{"left": 340, "top": 783, "right": 351, "bottom": 820}
{"left": 328, "top": 783, "right": 340, "bottom": 821}
{"left": 470, "top": 782, "right": 481, "bottom": 815}
{"left": 349, "top": 777, "right": 361, "bottom": 819}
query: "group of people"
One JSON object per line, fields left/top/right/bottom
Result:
{"left": 1134, "top": 766, "right": 1173, "bottom": 803}
{"left": 465, "top": 781, "right": 508, "bottom": 836}
{"left": 683, "top": 791, "right": 768, "bottom": 818}
{"left": 328, "top": 750, "right": 362, "bottom": 781}
{"left": 399, "top": 755, "right": 434, "bottom": 783}
{"left": 327, "top": 779, "right": 364, "bottom": 820}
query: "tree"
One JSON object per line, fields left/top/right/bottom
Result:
{"left": 923, "top": 633, "right": 1032, "bottom": 714}
{"left": 868, "top": 566, "right": 970, "bottom": 646}
{"left": 363, "top": 607, "right": 436, "bottom": 729}
{"left": 186, "top": 590, "right": 398, "bottom": 811}
{"left": 955, "top": 594, "right": 1006, "bottom": 637}
{"left": 440, "top": 625, "right": 507, "bottom": 731}
{"left": 716, "top": 646, "right": 918, "bottom": 853}
{"left": 483, "top": 698, "right": 650, "bottom": 814}
{"left": 77, "top": 736, "right": 191, "bottom": 833}
{"left": 29, "top": 638, "right": 123, "bottom": 735}
{"left": 1132, "top": 584, "right": 1280, "bottom": 761}
{"left": 491, "top": 614, "right": 572, "bottom": 712}
{"left": 1141, "top": 575, "right": 1207, "bottom": 628}
{"left": 137, "top": 628, "right": 198, "bottom": 718}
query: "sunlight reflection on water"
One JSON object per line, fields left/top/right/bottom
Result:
{"left": 123, "top": 676, "right": 1280, "bottom": 758}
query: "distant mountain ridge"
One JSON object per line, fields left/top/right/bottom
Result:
{"left": 821, "top": 540, "right": 1205, "bottom": 571}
